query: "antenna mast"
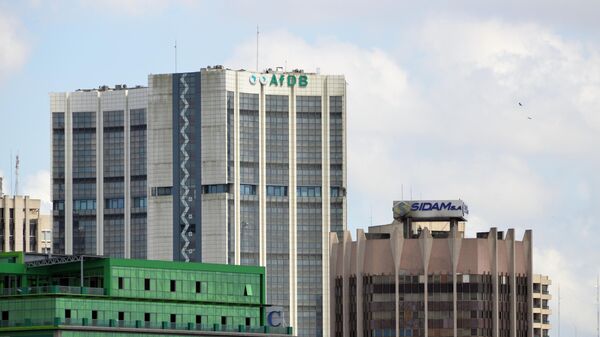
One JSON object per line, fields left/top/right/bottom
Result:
{"left": 256, "top": 25, "right": 259, "bottom": 72}
{"left": 14, "top": 155, "right": 19, "bottom": 196}
{"left": 174, "top": 40, "right": 178, "bottom": 73}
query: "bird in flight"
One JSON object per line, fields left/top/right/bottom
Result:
{"left": 518, "top": 102, "right": 523, "bottom": 106}
{"left": 527, "top": 117, "right": 532, "bottom": 120}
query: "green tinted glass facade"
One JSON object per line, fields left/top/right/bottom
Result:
{"left": 0, "top": 252, "right": 291, "bottom": 336}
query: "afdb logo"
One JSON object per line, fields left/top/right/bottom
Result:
{"left": 249, "top": 73, "right": 308, "bottom": 87}
{"left": 393, "top": 201, "right": 412, "bottom": 217}
{"left": 249, "top": 74, "right": 268, "bottom": 85}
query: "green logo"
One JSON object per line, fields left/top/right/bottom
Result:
{"left": 250, "top": 74, "right": 308, "bottom": 87}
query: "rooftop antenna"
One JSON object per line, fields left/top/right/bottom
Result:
{"left": 256, "top": 25, "right": 259, "bottom": 72}
{"left": 174, "top": 40, "right": 177, "bottom": 73}
{"left": 596, "top": 274, "right": 599, "bottom": 337}
{"left": 370, "top": 205, "right": 373, "bottom": 226}
{"left": 401, "top": 184, "right": 404, "bottom": 199}
{"left": 14, "top": 154, "right": 19, "bottom": 196}
{"left": 410, "top": 186, "right": 413, "bottom": 200}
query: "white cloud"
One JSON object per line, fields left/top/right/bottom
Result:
{"left": 227, "top": 26, "right": 600, "bottom": 335}
{"left": 0, "top": 11, "right": 29, "bottom": 82}
{"left": 79, "top": 0, "right": 199, "bottom": 17}
{"left": 22, "top": 170, "right": 52, "bottom": 214}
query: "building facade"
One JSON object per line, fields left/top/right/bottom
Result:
{"left": 147, "top": 67, "right": 347, "bottom": 337}
{"left": 50, "top": 85, "right": 148, "bottom": 258}
{"left": 330, "top": 224, "right": 536, "bottom": 337}
{"left": 0, "top": 194, "right": 51, "bottom": 254}
{"left": 532, "top": 275, "right": 551, "bottom": 337}
{"left": 0, "top": 251, "right": 292, "bottom": 337}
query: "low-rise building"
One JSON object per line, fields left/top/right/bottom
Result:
{"left": 0, "top": 252, "right": 292, "bottom": 337}
{"left": 1, "top": 190, "right": 52, "bottom": 253}
{"left": 532, "top": 274, "right": 551, "bottom": 337}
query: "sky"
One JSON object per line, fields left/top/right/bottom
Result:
{"left": 1, "top": 0, "right": 599, "bottom": 334}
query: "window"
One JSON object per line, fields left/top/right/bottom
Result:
{"left": 297, "top": 186, "right": 321, "bottom": 197}
{"left": 221, "top": 316, "right": 227, "bottom": 325}
{"left": 202, "top": 184, "right": 229, "bottom": 194}
{"left": 195, "top": 281, "right": 202, "bottom": 293}
{"left": 170, "top": 314, "right": 176, "bottom": 323}
{"left": 241, "top": 184, "right": 257, "bottom": 195}
{"left": 144, "top": 278, "right": 150, "bottom": 291}
{"left": 105, "top": 198, "right": 124, "bottom": 209}
{"left": 73, "top": 199, "right": 96, "bottom": 210}
{"left": 246, "top": 317, "right": 251, "bottom": 326}
{"left": 118, "top": 277, "right": 124, "bottom": 289}
{"left": 1, "top": 311, "right": 8, "bottom": 321}
{"left": 170, "top": 280, "right": 176, "bottom": 292}
{"left": 118, "top": 312, "right": 124, "bottom": 321}
{"left": 65, "top": 309, "right": 71, "bottom": 319}
{"left": 244, "top": 284, "right": 253, "bottom": 296}
{"left": 267, "top": 185, "right": 288, "bottom": 197}
{"left": 145, "top": 313, "right": 151, "bottom": 322}
{"left": 92, "top": 311, "right": 98, "bottom": 320}
{"left": 132, "top": 197, "right": 147, "bottom": 208}
{"left": 151, "top": 186, "right": 172, "bottom": 196}
{"left": 196, "top": 315, "right": 202, "bottom": 324}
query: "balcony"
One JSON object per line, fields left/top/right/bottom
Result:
{"left": 0, "top": 317, "right": 293, "bottom": 335}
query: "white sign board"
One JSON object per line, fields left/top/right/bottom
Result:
{"left": 393, "top": 200, "right": 468, "bottom": 219}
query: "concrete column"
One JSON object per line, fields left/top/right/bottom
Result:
{"left": 488, "top": 228, "right": 499, "bottom": 337}
{"left": 65, "top": 93, "right": 73, "bottom": 254}
{"left": 506, "top": 229, "right": 517, "bottom": 337}
{"left": 329, "top": 233, "right": 340, "bottom": 337}
{"left": 342, "top": 231, "right": 352, "bottom": 337}
{"left": 390, "top": 224, "right": 405, "bottom": 337}
{"left": 524, "top": 230, "right": 533, "bottom": 337}
{"left": 258, "top": 81, "right": 267, "bottom": 267}
{"left": 124, "top": 91, "right": 131, "bottom": 258}
{"left": 234, "top": 74, "right": 241, "bottom": 264}
{"left": 419, "top": 228, "right": 433, "bottom": 337}
{"left": 322, "top": 79, "right": 332, "bottom": 337}
{"left": 449, "top": 226, "right": 463, "bottom": 337}
{"left": 288, "top": 85, "right": 298, "bottom": 330}
{"left": 356, "top": 229, "right": 367, "bottom": 337}
{"left": 3, "top": 197, "right": 9, "bottom": 249}
{"left": 96, "top": 92, "right": 104, "bottom": 256}
{"left": 24, "top": 197, "right": 30, "bottom": 252}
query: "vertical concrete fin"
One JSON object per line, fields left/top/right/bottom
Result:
{"left": 419, "top": 228, "right": 433, "bottom": 337}
{"left": 523, "top": 229, "right": 533, "bottom": 337}
{"left": 506, "top": 228, "right": 517, "bottom": 337}
{"left": 488, "top": 227, "right": 499, "bottom": 337}
{"left": 342, "top": 231, "right": 352, "bottom": 337}
{"left": 356, "top": 229, "right": 366, "bottom": 337}
{"left": 329, "top": 232, "right": 339, "bottom": 337}
{"left": 390, "top": 226, "right": 405, "bottom": 337}
{"left": 449, "top": 226, "right": 462, "bottom": 337}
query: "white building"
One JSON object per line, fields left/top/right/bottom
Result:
{"left": 147, "top": 67, "right": 347, "bottom": 337}
{"left": 50, "top": 85, "right": 148, "bottom": 258}
{"left": 0, "top": 179, "right": 52, "bottom": 253}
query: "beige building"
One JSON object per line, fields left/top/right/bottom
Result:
{"left": 0, "top": 183, "right": 52, "bottom": 253}
{"left": 532, "top": 274, "right": 551, "bottom": 337}
{"left": 330, "top": 224, "right": 534, "bottom": 337}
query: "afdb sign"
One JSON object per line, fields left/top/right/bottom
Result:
{"left": 249, "top": 73, "right": 308, "bottom": 87}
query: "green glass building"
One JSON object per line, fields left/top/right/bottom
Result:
{"left": 0, "top": 252, "right": 292, "bottom": 337}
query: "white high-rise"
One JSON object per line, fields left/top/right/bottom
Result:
{"left": 147, "top": 67, "right": 347, "bottom": 337}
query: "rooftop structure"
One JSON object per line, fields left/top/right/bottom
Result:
{"left": 0, "top": 252, "right": 292, "bottom": 337}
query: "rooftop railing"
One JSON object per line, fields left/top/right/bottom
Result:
{"left": 0, "top": 317, "right": 293, "bottom": 335}
{"left": 0, "top": 286, "right": 105, "bottom": 296}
